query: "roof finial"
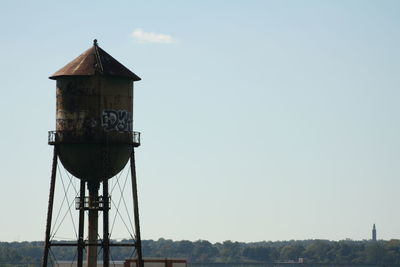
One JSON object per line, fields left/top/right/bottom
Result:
{"left": 93, "top": 39, "right": 98, "bottom": 46}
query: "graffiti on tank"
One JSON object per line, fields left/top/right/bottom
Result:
{"left": 101, "top": 110, "right": 132, "bottom": 131}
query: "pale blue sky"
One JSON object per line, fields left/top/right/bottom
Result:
{"left": 0, "top": 0, "right": 400, "bottom": 242}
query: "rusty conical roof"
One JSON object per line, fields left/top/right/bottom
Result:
{"left": 49, "top": 40, "right": 141, "bottom": 81}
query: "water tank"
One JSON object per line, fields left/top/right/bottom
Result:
{"left": 49, "top": 40, "right": 141, "bottom": 181}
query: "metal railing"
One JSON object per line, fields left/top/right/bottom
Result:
{"left": 75, "top": 196, "right": 111, "bottom": 210}
{"left": 48, "top": 131, "right": 57, "bottom": 144}
{"left": 48, "top": 130, "right": 141, "bottom": 146}
{"left": 132, "top": 131, "right": 141, "bottom": 146}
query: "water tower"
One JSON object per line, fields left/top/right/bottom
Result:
{"left": 42, "top": 40, "right": 143, "bottom": 267}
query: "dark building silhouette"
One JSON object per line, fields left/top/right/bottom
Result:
{"left": 372, "top": 224, "right": 377, "bottom": 241}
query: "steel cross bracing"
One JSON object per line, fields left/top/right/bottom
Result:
{"left": 42, "top": 147, "right": 143, "bottom": 267}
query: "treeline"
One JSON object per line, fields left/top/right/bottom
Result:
{"left": 1, "top": 239, "right": 400, "bottom": 265}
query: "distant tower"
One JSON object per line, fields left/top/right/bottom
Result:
{"left": 372, "top": 224, "right": 377, "bottom": 241}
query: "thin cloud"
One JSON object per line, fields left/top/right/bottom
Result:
{"left": 131, "top": 28, "right": 176, "bottom": 44}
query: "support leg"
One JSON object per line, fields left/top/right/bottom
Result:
{"left": 130, "top": 149, "right": 143, "bottom": 267}
{"left": 42, "top": 147, "right": 58, "bottom": 267}
{"left": 77, "top": 180, "right": 85, "bottom": 267}
{"left": 103, "top": 179, "right": 110, "bottom": 267}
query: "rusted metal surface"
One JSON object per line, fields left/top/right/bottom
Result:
{"left": 55, "top": 75, "right": 133, "bottom": 138}
{"left": 87, "top": 181, "right": 99, "bottom": 267}
{"left": 50, "top": 40, "right": 141, "bottom": 81}
{"left": 50, "top": 45, "right": 140, "bottom": 180}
